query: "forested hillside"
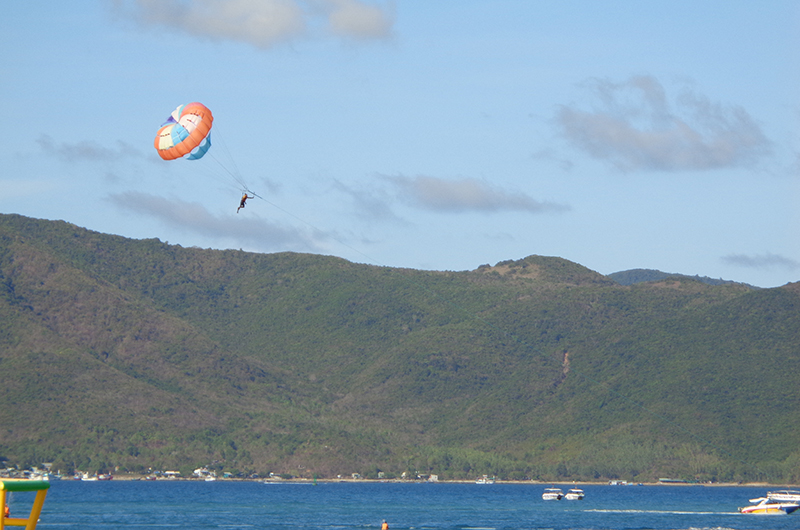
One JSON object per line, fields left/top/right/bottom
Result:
{"left": 609, "top": 268, "right": 754, "bottom": 287}
{"left": 1, "top": 213, "right": 798, "bottom": 483}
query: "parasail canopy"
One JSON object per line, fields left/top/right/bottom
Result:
{"left": 154, "top": 102, "right": 213, "bottom": 161}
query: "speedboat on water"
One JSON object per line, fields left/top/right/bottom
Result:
{"left": 542, "top": 487, "right": 563, "bottom": 500}
{"left": 739, "top": 497, "right": 800, "bottom": 515}
{"left": 564, "top": 488, "right": 584, "bottom": 500}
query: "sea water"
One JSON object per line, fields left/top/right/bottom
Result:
{"left": 7, "top": 481, "right": 797, "bottom": 530}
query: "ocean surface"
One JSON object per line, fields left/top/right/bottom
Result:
{"left": 7, "top": 480, "right": 799, "bottom": 530}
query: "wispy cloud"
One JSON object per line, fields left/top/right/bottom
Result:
{"left": 721, "top": 252, "right": 800, "bottom": 271}
{"left": 379, "top": 174, "right": 570, "bottom": 214}
{"left": 37, "top": 134, "right": 146, "bottom": 163}
{"left": 333, "top": 179, "right": 404, "bottom": 222}
{"left": 114, "top": 0, "right": 394, "bottom": 49}
{"left": 324, "top": 0, "right": 395, "bottom": 40}
{"left": 556, "top": 76, "right": 771, "bottom": 172}
{"left": 109, "top": 191, "right": 324, "bottom": 251}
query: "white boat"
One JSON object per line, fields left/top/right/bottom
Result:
{"left": 475, "top": 475, "right": 495, "bottom": 484}
{"left": 564, "top": 488, "right": 584, "bottom": 500}
{"left": 740, "top": 497, "right": 800, "bottom": 515}
{"left": 542, "top": 487, "right": 563, "bottom": 500}
{"left": 767, "top": 490, "right": 800, "bottom": 502}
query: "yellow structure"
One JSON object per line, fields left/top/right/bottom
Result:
{"left": 0, "top": 480, "right": 49, "bottom": 530}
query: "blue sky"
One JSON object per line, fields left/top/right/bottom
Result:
{"left": 2, "top": 1, "right": 798, "bottom": 287}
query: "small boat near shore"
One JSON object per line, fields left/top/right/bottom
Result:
{"left": 542, "top": 487, "right": 563, "bottom": 500}
{"left": 564, "top": 488, "right": 584, "bottom": 500}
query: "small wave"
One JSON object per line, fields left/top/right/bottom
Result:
{"left": 585, "top": 509, "right": 737, "bottom": 515}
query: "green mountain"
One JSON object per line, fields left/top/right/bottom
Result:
{"left": 1, "top": 213, "right": 799, "bottom": 483}
{"left": 609, "top": 268, "right": 756, "bottom": 288}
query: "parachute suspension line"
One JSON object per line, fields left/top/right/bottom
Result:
{"left": 207, "top": 124, "right": 239, "bottom": 173}
{"left": 205, "top": 151, "right": 250, "bottom": 192}
{"left": 248, "top": 193, "right": 381, "bottom": 266}
{"left": 191, "top": 161, "right": 243, "bottom": 196}
{"left": 205, "top": 125, "right": 251, "bottom": 193}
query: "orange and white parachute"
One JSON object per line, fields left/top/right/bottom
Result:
{"left": 154, "top": 102, "right": 213, "bottom": 161}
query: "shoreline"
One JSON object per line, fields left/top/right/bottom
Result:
{"left": 91, "top": 475, "right": 789, "bottom": 487}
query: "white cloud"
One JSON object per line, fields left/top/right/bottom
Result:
{"left": 115, "top": 0, "right": 394, "bottom": 49}
{"left": 379, "top": 174, "right": 570, "bottom": 214}
{"left": 556, "top": 76, "right": 771, "bottom": 172}
{"left": 324, "top": 0, "right": 395, "bottom": 40}
{"left": 109, "top": 190, "right": 324, "bottom": 251}
{"left": 721, "top": 252, "right": 800, "bottom": 271}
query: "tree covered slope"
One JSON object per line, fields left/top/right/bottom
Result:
{"left": 1, "top": 213, "right": 798, "bottom": 483}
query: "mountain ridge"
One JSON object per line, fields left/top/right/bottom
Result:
{"left": 1, "top": 213, "right": 798, "bottom": 483}
{"left": 608, "top": 268, "right": 757, "bottom": 288}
